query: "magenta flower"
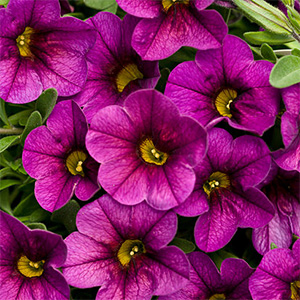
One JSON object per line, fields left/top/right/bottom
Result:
{"left": 116, "top": 0, "right": 227, "bottom": 60}
{"left": 62, "top": 195, "right": 190, "bottom": 300}
{"left": 0, "top": 211, "right": 69, "bottom": 300}
{"left": 86, "top": 89, "right": 207, "bottom": 210}
{"left": 273, "top": 83, "right": 300, "bottom": 172}
{"left": 73, "top": 12, "right": 160, "bottom": 122}
{"left": 249, "top": 239, "right": 300, "bottom": 300}
{"left": 22, "top": 100, "right": 100, "bottom": 212}
{"left": 252, "top": 162, "right": 300, "bottom": 255}
{"left": 160, "top": 251, "right": 254, "bottom": 300}
{"left": 175, "top": 128, "right": 274, "bottom": 252}
{"left": 0, "top": 0, "right": 96, "bottom": 104}
{"left": 165, "top": 35, "right": 280, "bottom": 135}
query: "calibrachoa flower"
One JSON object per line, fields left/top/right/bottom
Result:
{"left": 175, "top": 128, "right": 274, "bottom": 252}
{"left": 0, "top": 211, "right": 69, "bottom": 300}
{"left": 116, "top": 0, "right": 227, "bottom": 60}
{"left": 273, "top": 83, "right": 300, "bottom": 172}
{"left": 22, "top": 100, "right": 100, "bottom": 212}
{"left": 0, "top": 0, "right": 96, "bottom": 104}
{"left": 160, "top": 251, "right": 254, "bottom": 300}
{"left": 62, "top": 195, "right": 190, "bottom": 300}
{"left": 249, "top": 239, "right": 300, "bottom": 300}
{"left": 165, "top": 34, "right": 280, "bottom": 135}
{"left": 73, "top": 12, "right": 160, "bottom": 122}
{"left": 252, "top": 162, "right": 300, "bottom": 255}
{"left": 86, "top": 89, "right": 207, "bottom": 210}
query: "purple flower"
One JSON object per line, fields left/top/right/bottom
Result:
{"left": 22, "top": 100, "right": 100, "bottom": 212}
{"left": 252, "top": 162, "right": 300, "bottom": 255}
{"left": 273, "top": 83, "right": 300, "bottom": 172}
{"left": 0, "top": 211, "right": 69, "bottom": 300}
{"left": 116, "top": 0, "right": 227, "bottom": 60}
{"left": 73, "top": 12, "right": 160, "bottom": 122}
{"left": 62, "top": 194, "right": 190, "bottom": 300}
{"left": 249, "top": 239, "right": 300, "bottom": 300}
{"left": 0, "top": 0, "right": 96, "bottom": 104}
{"left": 175, "top": 128, "right": 274, "bottom": 252}
{"left": 165, "top": 35, "right": 280, "bottom": 135}
{"left": 86, "top": 89, "right": 207, "bottom": 210}
{"left": 160, "top": 251, "right": 254, "bottom": 300}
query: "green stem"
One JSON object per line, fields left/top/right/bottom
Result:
{"left": 0, "top": 127, "right": 23, "bottom": 135}
{"left": 226, "top": 9, "right": 232, "bottom": 24}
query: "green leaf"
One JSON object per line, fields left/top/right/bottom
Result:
{"left": 244, "top": 31, "right": 294, "bottom": 45}
{"left": 0, "top": 0, "right": 8, "bottom": 6}
{"left": 209, "top": 250, "right": 239, "bottom": 270}
{"left": 270, "top": 55, "right": 300, "bottom": 87}
{"left": 234, "top": 0, "right": 292, "bottom": 34}
{"left": 29, "top": 208, "right": 50, "bottom": 222}
{"left": 13, "top": 193, "right": 40, "bottom": 216}
{"left": 0, "top": 179, "right": 21, "bottom": 191}
{"left": 260, "top": 43, "right": 277, "bottom": 63}
{"left": 292, "top": 48, "right": 300, "bottom": 57}
{"left": 169, "top": 237, "right": 196, "bottom": 253}
{"left": 20, "top": 111, "right": 42, "bottom": 145}
{"left": 0, "top": 98, "right": 10, "bottom": 126}
{"left": 51, "top": 200, "right": 80, "bottom": 233}
{"left": 0, "top": 135, "right": 20, "bottom": 153}
{"left": 8, "top": 110, "right": 33, "bottom": 126}
{"left": 270, "top": 242, "right": 278, "bottom": 249}
{"left": 26, "top": 222, "right": 47, "bottom": 230}
{"left": 83, "top": 0, "right": 118, "bottom": 12}
{"left": 35, "top": 88, "right": 57, "bottom": 123}
{"left": 0, "top": 189, "right": 13, "bottom": 214}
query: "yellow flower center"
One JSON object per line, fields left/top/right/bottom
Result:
{"left": 215, "top": 88, "right": 237, "bottom": 118}
{"left": 65, "top": 150, "right": 87, "bottom": 177}
{"left": 115, "top": 63, "right": 144, "bottom": 93}
{"left": 291, "top": 281, "right": 300, "bottom": 300}
{"left": 139, "top": 138, "right": 169, "bottom": 166}
{"left": 16, "top": 27, "right": 36, "bottom": 58}
{"left": 117, "top": 239, "right": 146, "bottom": 267}
{"left": 162, "top": 0, "right": 189, "bottom": 12}
{"left": 203, "top": 171, "right": 231, "bottom": 197}
{"left": 17, "top": 255, "right": 45, "bottom": 278}
{"left": 209, "top": 293, "right": 226, "bottom": 300}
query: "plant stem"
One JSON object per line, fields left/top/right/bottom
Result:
{"left": 0, "top": 127, "right": 23, "bottom": 135}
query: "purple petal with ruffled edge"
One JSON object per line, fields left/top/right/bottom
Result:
{"left": 132, "top": 8, "right": 227, "bottom": 60}
{"left": 87, "top": 89, "right": 206, "bottom": 210}
{"left": 249, "top": 240, "right": 300, "bottom": 300}
{"left": 165, "top": 35, "right": 280, "bottom": 134}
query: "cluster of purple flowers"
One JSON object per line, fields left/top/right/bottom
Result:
{"left": 0, "top": 0, "right": 299, "bottom": 299}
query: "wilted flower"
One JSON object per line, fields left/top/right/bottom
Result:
{"left": 22, "top": 100, "right": 100, "bottom": 212}
{"left": 62, "top": 195, "right": 190, "bottom": 300}
{"left": 0, "top": 211, "right": 69, "bottom": 300}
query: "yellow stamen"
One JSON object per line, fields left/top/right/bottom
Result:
{"left": 215, "top": 88, "right": 237, "bottom": 118}
{"left": 115, "top": 63, "right": 143, "bottom": 93}
{"left": 209, "top": 293, "right": 226, "bottom": 300}
{"left": 162, "top": 0, "right": 189, "bottom": 12}
{"left": 291, "top": 281, "right": 300, "bottom": 300}
{"left": 139, "top": 138, "right": 169, "bottom": 166}
{"left": 16, "top": 27, "right": 36, "bottom": 58}
{"left": 203, "top": 171, "right": 231, "bottom": 198}
{"left": 117, "top": 240, "right": 146, "bottom": 267}
{"left": 17, "top": 255, "right": 45, "bottom": 278}
{"left": 66, "top": 150, "right": 87, "bottom": 177}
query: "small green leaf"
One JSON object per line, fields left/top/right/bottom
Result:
{"left": 270, "top": 55, "right": 300, "bottom": 88}
{"left": 270, "top": 242, "right": 278, "bottom": 249}
{"left": 35, "top": 88, "right": 57, "bottom": 123}
{"left": 13, "top": 193, "right": 40, "bottom": 216}
{"left": 83, "top": 0, "right": 118, "bottom": 12}
{"left": 0, "top": 135, "right": 20, "bottom": 153}
{"left": 169, "top": 237, "right": 196, "bottom": 253}
{"left": 0, "top": 98, "right": 10, "bottom": 126}
{"left": 261, "top": 43, "right": 277, "bottom": 63}
{"left": 292, "top": 48, "right": 300, "bottom": 57}
{"left": 20, "top": 111, "right": 42, "bottom": 145}
{"left": 29, "top": 208, "right": 50, "bottom": 222}
{"left": 8, "top": 110, "right": 33, "bottom": 126}
{"left": 51, "top": 200, "right": 81, "bottom": 233}
{"left": 244, "top": 31, "right": 294, "bottom": 45}
{"left": 26, "top": 222, "right": 47, "bottom": 230}
{"left": 209, "top": 250, "right": 239, "bottom": 270}
{"left": 0, "top": 179, "right": 21, "bottom": 191}
{"left": 0, "top": 189, "right": 13, "bottom": 214}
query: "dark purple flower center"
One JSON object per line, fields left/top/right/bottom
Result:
{"left": 117, "top": 239, "right": 146, "bottom": 267}
{"left": 162, "top": 0, "right": 189, "bottom": 12}
{"left": 291, "top": 281, "right": 300, "bottom": 300}
{"left": 16, "top": 27, "right": 36, "bottom": 58}
{"left": 138, "top": 137, "right": 169, "bottom": 166}
{"left": 209, "top": 293, "right": 226, "bottom": 300}
{"left": 65, "top": 150, "right": 87, "bottom": 177}
{"left": 17, "top": 255, "right": 45, "bottom": 278}
{"left": 115, "top": 63, "right": 143, "bottom": 93}
{"left": 215, "top": 88, "right": 237, "bottom": 118}
{"left": 203, "top": 171, "right": 231, "bottom": 197}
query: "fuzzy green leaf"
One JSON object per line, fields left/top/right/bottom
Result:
{"left": 261, "top": 43, "right": 277, "bottom": 63}
{"left": 169, "top": 237, "right": 196, "bottom": 253}
{"left": 0, "top": 135, "right": 20, "bottom": 153}
{"left": 35, "top": 88, "right": 57, "bottom": 123}
{"left": 244, "top": 31, "right": 294, "bottom": 45}
{"left": 83, "top": 0, "right": 117, "bottom": 12}
{"left": 0, "top": 179, "right": 21, "bottom": 191}
{"left": 20, "top": 111, "right": 42, "bottom": 145}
